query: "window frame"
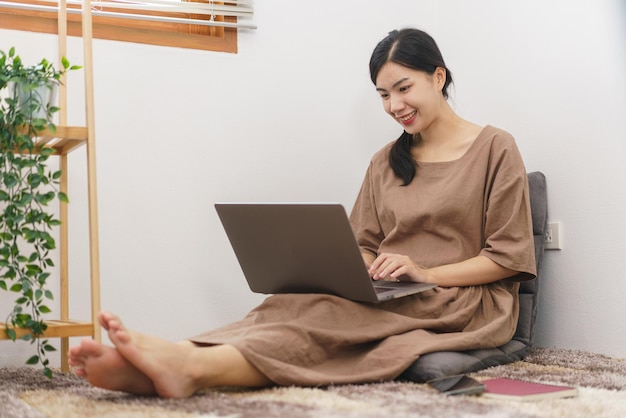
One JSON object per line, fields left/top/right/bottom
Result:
{"left": 0, "top": 0, "right": 239, "bottom": 53}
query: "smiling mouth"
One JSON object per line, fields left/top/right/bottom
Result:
{"left": 398, "top": 111, "right": 417, "bottom": 124}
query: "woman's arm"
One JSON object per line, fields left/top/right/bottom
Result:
{"left": 368, "top": 252, "right": 517, "bottom": 287}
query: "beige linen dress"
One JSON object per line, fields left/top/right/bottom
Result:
{"left": 190, "top": 125, "right": 536, "bottom": 386}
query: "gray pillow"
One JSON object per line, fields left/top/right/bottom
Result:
{"left": 399, "top": 172, "right": 548, "bottom": 382}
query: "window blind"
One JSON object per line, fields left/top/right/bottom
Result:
{"left": 0, "top": 0, "right": 256, "bottom": 30}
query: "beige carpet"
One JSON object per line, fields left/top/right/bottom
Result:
{"left": 1, "top": 347, "right": 625, "bottom": 418}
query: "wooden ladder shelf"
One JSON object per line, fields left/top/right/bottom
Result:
{"left": 1, "top": 1, "right": 101, "bottom": 372}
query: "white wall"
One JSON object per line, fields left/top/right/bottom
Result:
{"left": 437, "top": 0, "right": 626, "bottom": 356}
{"left": 1, "top": 0, "right": 625, "bottom": 367}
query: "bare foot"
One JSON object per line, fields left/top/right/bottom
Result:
{"left": 69, "top": 338, "right": 156, "bottom": 395}
{"left": 98, "top": 312, "right": 201, "bottom": 398}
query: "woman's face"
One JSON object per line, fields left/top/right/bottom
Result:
{"left": 375, "top": 62, "right": 446, "bottom": 135}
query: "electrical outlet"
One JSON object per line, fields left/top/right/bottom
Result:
{"left": 544, "top": 222, "right": 563, "bottom": 250}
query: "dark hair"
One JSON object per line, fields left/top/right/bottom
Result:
{"left": 369, "top": 28, "right": 453, "bottom": 185}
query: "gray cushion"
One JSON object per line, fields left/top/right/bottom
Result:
{"left": 399, "top": 172, "right": 548, "bottom": 382}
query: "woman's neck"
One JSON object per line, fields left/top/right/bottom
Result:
{"left": 412, "top": 104, "right": 482, "bottom": 163}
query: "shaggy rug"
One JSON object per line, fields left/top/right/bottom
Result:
{"left": 1, "top": 347, "right": 625, "bottom": 418}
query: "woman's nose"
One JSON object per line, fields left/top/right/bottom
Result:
{"left": 388, "top": 95, "right": 404, "bottom": 114}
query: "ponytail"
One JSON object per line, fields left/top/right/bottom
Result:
{"left": 389, "top": 131, "right": 417, "bottom": 186}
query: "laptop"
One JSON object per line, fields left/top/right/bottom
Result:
{"left": 215, "top": 203, "right": 436, "bottom": 303}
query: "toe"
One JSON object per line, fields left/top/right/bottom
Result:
{"left": 79, "top": 337, "right": 106, "bottom": 358}
{"left": 110, "top": 327, "right": 132, "bottom": 346}
{"left": 98, "top": 312, "right": 111, "bottom": 330}
{"left": 73, "top": 368, "right": 87, "bottom": 378}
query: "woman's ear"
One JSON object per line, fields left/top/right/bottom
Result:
{"left": 434, "top": 67, "right": 447, "bottom": 91}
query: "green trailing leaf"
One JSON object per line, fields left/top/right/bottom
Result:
{"left": 26, "top": 264, "right": 43, "bottom": 275}
{"left": 5, "top": 328, "right": 17, "bottom": 341}
{"left": 43, "top": 237, "right": 56, "bottom": 250}
{"left": 3, "top": 172, "right": 19, "bottom": 188}
{"left": 34, "top": 191, "right": 56, "bottom": 205}
{"left": 39, "top": 147, "right": 54, "bottom": 157}
{"left": 20, "top": 280, "right": 32, "bottom": 295}
{"left": 4, "top": 267, "right": 16, "bottom": 279}
{"left": 26, "top": 355, "right": 39, "bottom": 365}
{"left": 28, "top": 173, "right": 43, "bottom": 187}
{"left": 17, "top": 193, "right": 33, "bottom": 207}
{"left": 29, "top": 321, "right": 45, "bottom": 336}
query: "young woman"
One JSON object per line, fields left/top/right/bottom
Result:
{"left": 69, "top": 28, "right": 536, "bottom": 398}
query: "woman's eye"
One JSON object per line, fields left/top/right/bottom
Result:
{"left": 399, "top": 85, "right": 411, "bottom": 93}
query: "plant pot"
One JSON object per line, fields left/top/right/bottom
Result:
{"left": 8, "top": 81, "right": 58, "bottom": 122}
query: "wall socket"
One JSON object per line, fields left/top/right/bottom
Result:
{"left": 544, "top": 222, "right": 563, "bottom": 250}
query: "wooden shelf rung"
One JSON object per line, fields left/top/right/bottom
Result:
{"left": 36, "top": 126, "right": 89, "bottom": 141}
{"left": 18, "top": 125, "right": 88, "bottom": 141}
{"left": 0, "top": 320, "right": 94, "bottom": 339}
{"left": 51, "top": 138, "right": 85, "bottom": 154}
{"left": 13, "top": 125, "right": 89, "bottom": 155}
{"left": 37, "top": 126, "right": 89, "bottom": 155}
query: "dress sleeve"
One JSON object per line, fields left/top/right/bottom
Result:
{"left": 349, "top": 162, "right": 384, "bottom": 259}
{"left": 480, "top": 135, "right": 537, "bottom": 281}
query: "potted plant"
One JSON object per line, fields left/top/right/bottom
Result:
{"left": 0, "top": 47, "right": 80, "bottom": 377}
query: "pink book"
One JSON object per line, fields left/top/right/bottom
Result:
{"left": 482, "top": 378, "right": 578, "bottom": 401}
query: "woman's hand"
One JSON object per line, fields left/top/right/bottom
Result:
{"left": 368, "top": 253, "right": 431, "bottom": 283}
{"left": 364, "top": 252, "right": 518, "bottom": 287}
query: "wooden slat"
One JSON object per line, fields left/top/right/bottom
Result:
{"left": 60, "top": 152, "right": 70, "bottom": 370}
{"left": 0, "top": 320, "right": 94, "bottom": 339}
{"left": 83, "top": 0, "right": 102, "bottom": 345}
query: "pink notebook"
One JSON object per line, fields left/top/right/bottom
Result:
{"left": 482, "top": 378, "right": 578, "bottom": 401}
